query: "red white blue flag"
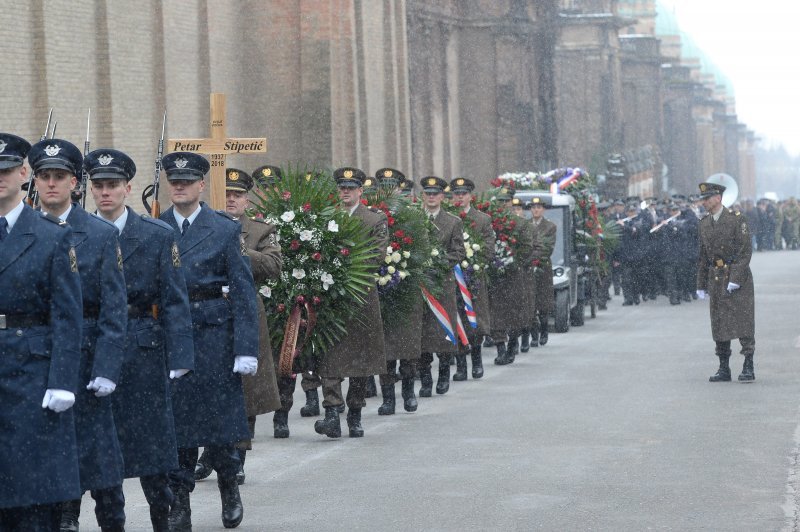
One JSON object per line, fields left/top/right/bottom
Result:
{"left": 557, "top": 168, "right": 582, "bottom": 190}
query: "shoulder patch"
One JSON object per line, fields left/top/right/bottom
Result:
{"left": 41, "top": 212, "right": 67, "bottom": 226}
{"left": 171, "top": 242, "right": 181, "bottom": 267}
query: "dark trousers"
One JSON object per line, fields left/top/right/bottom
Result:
{"left": 621, "top": 264, "right": 642, "bottom": 302}
{"left": 90, "top": 486, "right": 125, "bottom": 530}
{"left": 379, "top": 359, "right": 416, "bottom": 386}
{"left": 716, "top": 337, "right": 755, "bottom": 357}
{"left": 140, "top": 473, "right": 172, "bottom": 518}
{"left": 419, "top": 352, "right": 452, "bottom": 370}
{"left": 277, "top": 372, "right": 321, "bottom": 412}
{"left": 170, "top": 445, "right": 240, "bottom": 492}
{"left": 321, "top": 376, "right": 367, "bottom": 409}
{"left": 0, "top": 503, "right": 60, "bottom": 532}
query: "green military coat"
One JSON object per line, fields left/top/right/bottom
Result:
{"left": 463, "top": 207, "right": 494, "bottom": 338}
{"left": 531, "top": 217, "right": 556, "bottom": 314}
{"left": 489, "top": 213, "right": 534, "bottom": 335}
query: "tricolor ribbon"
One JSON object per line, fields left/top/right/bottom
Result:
{"left": 453, "top": 264, "right": 477, "bottom": 329}
{"left": 557, "top": 168, "right": 582, "bottom": 190}
{"left": 455, "top": 312, "right": 470, "bottom": 347}
{"left": 420, "top": 285, "right": 457, "bottom": 345}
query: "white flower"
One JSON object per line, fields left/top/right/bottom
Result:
{"left": 281, "top": 211, "right": 295, "bottom": 222}
{"left": 384, "top": 255, "right": 393, "bottom": 264}
{"left": 386, "top": 246, "right": 395, "bottom": 255}
{"left": 299, "top": 229, "right": 314, "bottom": 241}
{"left": 461, "top": 260, "right": 469, "bottom": 268}
{"left": 327, "top": 220, "right": 339, "bottom": 232}
{"left": 387, "top": 266, "right": 396, "bottom": 274}
{"left": 259, "top": 285, "right": 271, "bottom": 298}
{"left": 400, "top": 261, "right": 407, "bottom": 268}
{"left": 431, "top": 248, "right": 439, "bottom": 257}
{"left": 473, "top": 264, "right": 481, "bottom": 272}
{"left": 463, "top": 232, "right": 470, "bottom": 240}
{"left": 320, "top": 272, "right": 334, "bottom": 290}
{"left": 402, "top": 251, "right": 411, "bottom": 259}
{"left": 472, "top": 243, "right": 481, "bottom": 251}
{"left": 399, "top": 271, "right": 409, "bottom": 280}
{"left": 466, "top": 248, "right": 474, "bottom": 258}
{"left": 378, "top": 276, "right": 389, "bottom": 286}
{"left": 391, "top": 252, "right": 402, "bottom": 263}
{"left": 292, "top": 268, "right": 306, "bottom": 280}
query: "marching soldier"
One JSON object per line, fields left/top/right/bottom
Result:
{"left": 313, "top": 167, "right": 388, "bottom": 438}
{"left": 619, "top": 203, "right": 646, "bottom": 306}
{"left": 525, "top": 197, "right": 556, "bottom": 348}
{"left": 418, "top": 177, "right": 465, "bottom": 395}
{"left": 160, "top": 152, "right": 259, "bottom": 530}
{"left": 696, "top": 181, "right": 756, "bottom": 383}
{"left": 87, "top": 148, "right": 195, "bottom": 530}
{"left": 0, "top": 133, "right": 83, "bottom": 531}
{"left": 30, "top": 139, "right": 128, "bottom": 532}
{"left": 450, "top": 177, "right": 493, "bottom": 379}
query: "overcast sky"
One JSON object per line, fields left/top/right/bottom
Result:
{"left": 659, "top": 0, "right": 800, "bottom": 155}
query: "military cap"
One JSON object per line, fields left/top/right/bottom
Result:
{"left": 0, "top": 133, "right": 31, "bottom": 170}
{"left": 449, "top": 177, "right": 475, "bottom": 193}
{"left": 669, "top": 201, "right": 682, "bottom": 211}
{"left": 495, "top": 186, "right": 515, "bottom": 201}
{"left": 625, "top": 203, "right": 639, "bottom": 212}
{"left": 397, "top": 178, "right": 414, "bottom": 195}
{"left": 28, "top": 138, "right": 82, "bottom": 176}
{"left": 376, "top": 167, "right": 404, "bottom": 186}
{"left": 421, "top": 176, "right": 448, "bottom": 193}
{"left": 225, "top": 167, "right": 253, "bottom": 192}
{"left": 333, "top": 167, "right": 366, "bottom": 188}
{"left": 84, "top": 149, "right": 136, "bottom": 181}
{"left": 253, "top": 165, "right": 282, "bottom": 186}
{"left": 698, "top": 181, "right": 725, "bottom": 198}
{"left": 511, "top": 197, "right": 524, "bottom": 207}
{"left": 444, "top": 185, "right": 452, "bottom": 199}
{"left": 162, "top": 152, "right": 209, "bottom": 181}
{"left": 671, "top": 194, "right": 687, "bottom": 202}
{"left": 361, "top": 176, "right": 377, "bottom": 193}
{"left": 613, "top": 199, "right": 625, "bottom": 206}
{"left": 596, "top": 201, "right": 612, "bottom": 210}
{"left": 625, "top": 195, "right": 641, "bottom": 204}
{"left": 688, "top": 194, "right": 700, "bottom": 202}
{"left": 529, "top": 196, "right": 549, "bottom": 208}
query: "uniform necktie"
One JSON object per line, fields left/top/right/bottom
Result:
{"left": 0, "top": 217, "right": 7, "bottom": 241}
{"left": 181, "top": 219, "right": 190, "bottom": 235}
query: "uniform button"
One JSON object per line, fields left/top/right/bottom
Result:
{"left": 15, "top": 330, "right": 23, "bottom": 337}
{"left": 193, "top": 302, "right": 200, "bottom": 309}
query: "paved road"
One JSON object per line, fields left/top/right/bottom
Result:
{"left": 86, "top": 250, "right": 800, "bottom": 531}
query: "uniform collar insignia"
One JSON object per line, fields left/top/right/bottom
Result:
{"left": 98, "top": 154, "right": 114, "bottom": 165}
{"left": 44, "top": 144, "right": 61, "bottom": 156}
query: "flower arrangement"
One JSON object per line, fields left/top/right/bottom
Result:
{"left": 250, "top": 168, "right": 378, "bottom": 372}
{"left": 444, "top": 203, "right": 488, "bottom": 291}
{"left": 473, "top": 196, "right": 523, "bottom": 278}
{"left": 493, "top": 167, "right": 593, "bottom": 195}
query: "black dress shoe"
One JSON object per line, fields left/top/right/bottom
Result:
{"left": 314, "top": 406, "right": 342, "bottom": 438}
{"left": 273, "top": 410, "right": 290, "bottom": 438}
{"left": 347, "top": 408, "right": 364, "bottom": 437}
{"left": 300, "top": 389, "right": 320, "bottom": 417}
{"left": 219, "top": 477, "right": 244, "bottom": 528}
{"left": 401, "top": 377, "right": 418, "bottom": 411}
{"left": 194, "top": 449, "right": 213, "bottom": 480}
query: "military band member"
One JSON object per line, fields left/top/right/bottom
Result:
{"left": 160, "top": 152, "right": 259, "bottom": 530}
{"left": 0, "top": 134, "right": 83, "bottom": 531}
{"left": 450, "top": 177, "right": 493, "bottom": 379}
{"left": 313, "top": 167, "right": 388, "bottom": 438}
{"left": 696, "top": 182, "right": 756, "bottom": 383}
{"left": 29, "top": 139, "right": 128, "bottom": 532}
{"left": 525, "top": 196, "right": 556, "bottom": 348}
{"left": 418, "top": 177, "right": 465, "bottom": 395}
{"left": 619, "top": 203, "right": 646, "bottom": 306}
{"left": 87, "top": 148, "right": 195, "bottom": 530}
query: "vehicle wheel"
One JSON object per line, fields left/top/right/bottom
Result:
{"left": 554, "top": 290, "right": 570, "bottom": 333}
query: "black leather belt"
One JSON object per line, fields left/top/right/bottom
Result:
{"left": 188, "top": 286, "right": 225, "bottom": 302}
{"left": 0, "top": 314, "right": 49, "bottom": 330}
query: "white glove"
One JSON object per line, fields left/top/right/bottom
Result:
{"left": 727, "top": 282, "right": 740, "bottom": 293}
{"left": 42, "top": 389, "right": 76, "bottom": 412}
{"left": 696, "top": 290, "right": 706, "bottom": 300}
{"left": 87, "top": 377, "right": 117, "bottom": 397}
{"left": 169, "top": 368, "right": 191, "bottom": 380}
{"left": 233, "top": 356, "right": 258, "bottom": 376}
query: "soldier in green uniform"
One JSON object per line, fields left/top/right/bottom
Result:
{"left": 522, "top": 197, "right": 556, "bottom": 349}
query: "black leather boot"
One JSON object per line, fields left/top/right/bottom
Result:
{"left": 314, "top": 406, "right": 341, "bottom": 438}
{"left": 149, "top": 504, "right": 169, "bottom": 532}
{"left": 218, "top": 476, "right": 244, "bottom": 528}
{"left": 300, "top": 389, "right": 320, "bottom": 417}
{"left": 273, "top": 409, "right": 289, "bottom": 438}
{"left": 520, "top": 329, "right": 530, "bottom": 353}
{"left": 507, "top": 336, "right": 519, "bottom": 363}
{"left": 168, "top": 486, "right": 191, "bottom": 532}
{"left": 436, "top": 356, "right": 451, "bottom": 394}
{"left": 530, "top": 318, "right": 540, "bottom": 348}
{"left": 347, "top": 408, "right": 364, "bottom": 437}
{"left": 470, "top": 345, "right": 484, "bottom": 378}
{"left": 709, "top": 354, "right": 732, "bottom": 382}
{"left": 401, "top": 377, "right": 418, "bottom": 412}
{"left": 738, "top": 354, "right": 755, "bottom": 382}
{"left": 60, "top": 499, "right": 81, "bottom": 532}
{"left": 453, "top": 354, "right": 468, "bottom": 381}
{"left": 236, "top": 449, "right": 246, "bottom": 485}
{"left": 539, "top": 319, "right": 549, "bottom": 346}
{"left": 378, "top": 384, "right": 395, "bottom": 415}
{"left": 364, "top": 376, "right": 377, "bottom": 398}
{"left": 336, "top": 404, "right": 346, "bottom": 413}
{"left": 194, "top": 448, "right": 213, "bottom": 480}
{"left": 494, "top": 342, "right": 511, "bottom": 365}
{"left": 419, "top": 366, "right": 433, "bottom": 397}
{"left": 482, "top": 336, "right": 495, "bottom": 347}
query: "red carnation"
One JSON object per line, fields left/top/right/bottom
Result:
{"left": 394, "top": 230, "right": 405, "bottom": 238}
{"left": 302, "top": 202, "right": 312, "bottom": 212}
{"left": 500, "top": 234, "right": 508, "bottom": 242}
{"left": 387, "top": 216, "right": 395, "bottom": 226}
{"left": 361, "top": 199, "right": 368, "bottom": 205}
{"left": 391, "top": 242, "right": 401, "bottom": 250}
{"left": 403, "top": 236, "right": 413, "bottom": 245}
{"left": 312, "top": 252, "right": 322, "bottom": 261}
{"left": 340, "top": 247, "right": 351, "bottom": 256}
{"left": 312, "top": 296, "right": 322, "bottom": 306}
{"left": 459, "top": 211, "right": 467, "bottom": 219}
{"left": 290, "top": 240, "right": 300, "bottom": 250}
{"left": 510, "top": 238, "right": 517, "bottom": 245}
{"left": 533, "top": 259, "right": 541, "bottom": 267}
{"left": 296, "top": 295, "right": 306, "bottom": 305}
{"left": 282, "top": 191, "right": 292, "bottom": 200}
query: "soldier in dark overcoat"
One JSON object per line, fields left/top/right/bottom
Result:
{"left": 30, "top": 139, "right": 129, "bottom": 532}
{"left": 525, "top": 196, "right": 556, "bottom": 348}
{"left": 418, "top": 177, "right": 465, "bottom": 395}
{"left": 87, "top": 148, "right": 195, "bottom": 530}
{"left": 451, "top": 177, "right": 493, "bottom": 380}
{"left": 696, "top": 181, "right": 756, "bottom": 383}
{"left": 0, "top": 133, "right": 83, "bottom": 531}
{"left": 160, "top": 152, "right": 259, "bottom": 530}
{"left": 313, "top": 167, "right": 388, "bottom": 438}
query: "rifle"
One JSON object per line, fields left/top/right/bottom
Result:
{"left": 142, "top": 109, "right": 167, "bottom": 217}
{"left": 615, "top": 215, "right": 636, "bottom": 225}
{"left": 25, "top": 108, "right": 53, "bottom": 206}
{"left": 76, "top": 110, "right": 90, "bottom": 207}
{"left": 649, "top": 213, "right": 680, "bottom": 233}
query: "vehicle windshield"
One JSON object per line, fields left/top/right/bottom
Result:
{"left": 545, "top": 207, "right": 565, "bottom": 266}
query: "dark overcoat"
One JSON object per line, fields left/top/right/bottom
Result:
{"left": 383, "top": 296, "right": 423, "bottom": 361}
{"left": 421, "top": 209, "right": 465, "bottom": 353}
{"left": 240, "top": 216, "right": 282, "bottom": 415}
{"left": 161, "top": 203, "right": 258, "bottom": 448}
{"left": 531, "top": 217, "right": 556, "bottom": 314}
{"left": 66, "top": 205, "right": 127, "bottom": 491}
{"left": 489, "top": 213, "right": 534, "bottom": 334}
{"left": 462, "top": 207, "right": 493, "bottom": 339}
{"left": 696, "top": 207, "right": 755, "bottom": 341}
{"left": 318, "top": 204, "right": 388, "bottom": 377}
{"left": 111, "top": 208, "right": 195, "bottom": 478}
{"left": 0, "top": 205, "right": 83, "bottom": 508}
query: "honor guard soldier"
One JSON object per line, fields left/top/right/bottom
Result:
{"left": 450, "top": 177, "right": 493, "bottom": 379}
{"left": 195, "top": 168, "right": 282, "bottom": 484}
{"left": 87, "top": 148, "right": 195, "bottom": 531}
{"left": 419, "top": 176, "right": 465, "bottom": 395}
{"left": 376, "top": 167, "right": 402, "bottom": 190}
{"left": 525, "top": 197, "right": 556, "bottom": 348}
{"left": 313, "top": 167, "right": 388, "bottom": 438}
{"left": 252, "top": 164, "right": 282, "bottom": 190}
{"left": 0, "top": 133, "right": 83, "bottom": 531}
{"left": 160, "top": 153, "right": 259, "bottom": 530}
{"left": 397, "top": 177, "right": 414, "bottom": 198}
{"left": 29, "top": 139, "right": 128, "bottom": 532}
{"left": 696, "top": 181, "right": 756, "bottom": 383}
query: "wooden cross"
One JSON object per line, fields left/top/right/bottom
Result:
{"left": 168, "top": 93, "right": 267, "bottom": 209}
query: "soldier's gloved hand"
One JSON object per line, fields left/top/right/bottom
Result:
{"left": 169, "top": 368, "right": 191, "bottom": 380}
{"left": 233, "top": 356, "right": 258, "bottom": 376}
{"left": 696, "top": 290, "right": 706, "bottom": 300}
{"left": 87, "top": 377, "right": 116, "bottom": 397}
{"left": 726, "top": 282, "right": 740, "bottom": 293}
{"left": 41, "top": 389, "right": 76, "bottom": 412}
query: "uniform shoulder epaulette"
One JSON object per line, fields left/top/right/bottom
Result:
{"left": 40, "top": 212, "right": 67, "bottom": 226}
{"left": 91, "top": 214, "right": 117, "bottom": 229}
{"left": 248, "top": 216, "right": 267, "bottom": 224}
{"left": 215, "top": 209, "right": 236, "bottom": 222}
{"left": 141, "top": 216, "right": 172, "bottom": 231}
